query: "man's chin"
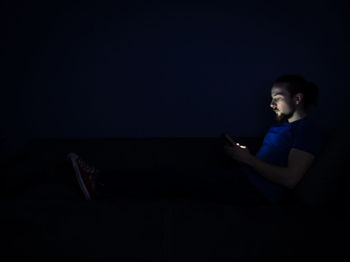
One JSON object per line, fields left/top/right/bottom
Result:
{"left": 276, "top": 112, "right": 292, "bottom": 122}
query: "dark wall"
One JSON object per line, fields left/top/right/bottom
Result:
{"left": 2, "top": 0, "right": 350, "bottom": 144}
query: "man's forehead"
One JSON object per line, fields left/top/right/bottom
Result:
{"left": 271, "top": 86, "right": 288, "bottom": 96}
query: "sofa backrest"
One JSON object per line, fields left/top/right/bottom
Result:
{"left": 286, "top": 123, "right": 350, "bottom": 207}
{"left": 13, "top": 128, "right": 350, "bottom": 208}
{"left": 18, "top": 136, "right": 263, "bottom": 170}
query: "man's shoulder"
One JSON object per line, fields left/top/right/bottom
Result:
{"left": 291, "top": 116, "right": 322, "bottom": 134}
{"left": 291, "top": 117, "right": 324, "bottom": 156}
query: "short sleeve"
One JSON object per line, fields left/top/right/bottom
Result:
{"left": 292, "top": 120, "right": 324, "bottom": 156}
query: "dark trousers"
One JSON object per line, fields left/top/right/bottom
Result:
{"left": 95, "top": 166, "right": 269, "bottom": 205}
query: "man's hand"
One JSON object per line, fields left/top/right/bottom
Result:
{"left": 223, "top": 142, "right": 253, "bottom": 165}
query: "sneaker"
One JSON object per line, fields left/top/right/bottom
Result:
{"left": 67, "top": 152, "right": 98, "bottom": 200}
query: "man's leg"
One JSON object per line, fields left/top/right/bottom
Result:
{"left": 96, "top": 166, "right": 268, "bottom": 205}
{"left": 95, "top": 167, "right": 180, "bottom": 200}
{"left": 172, "top": 167, "right": 269, "bottom": 205}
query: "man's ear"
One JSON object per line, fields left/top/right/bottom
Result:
{"left": 294, "top": 92, "right": 304, "bottom": 105}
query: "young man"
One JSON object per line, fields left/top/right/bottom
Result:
{"left": 68, "top": 74, "right": 324, "bottom": 204}
{"left": 223, "top": 74, "right": 324, "bottom": 203}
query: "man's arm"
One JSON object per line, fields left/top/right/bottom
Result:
{"left": 224, "top": 145, "right": 315, "bottom": 189}
{"left": 247, "top": 148, "right": 315, "bottom": 189}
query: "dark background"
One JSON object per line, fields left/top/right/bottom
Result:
{"left": 2, "top": 0, "right": 349, "bottom": 149}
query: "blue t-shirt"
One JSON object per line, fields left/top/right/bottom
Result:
{"left": 242, "top": 116, "right": 324, "bottom": 203}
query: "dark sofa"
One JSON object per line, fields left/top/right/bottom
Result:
{"left": 1, "top": 123, "right": 350, "bottom": 261}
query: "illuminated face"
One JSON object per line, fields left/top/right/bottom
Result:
{"left": 270, "top": 85, "right": 295, "bottom": 122}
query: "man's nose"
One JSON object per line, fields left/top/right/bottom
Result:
{"left": 270, "top": 100, "right": 275, "bottom": 108}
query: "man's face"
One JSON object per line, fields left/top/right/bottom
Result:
{"left": 270, "top": 85, "right": 295, "bottom": 122}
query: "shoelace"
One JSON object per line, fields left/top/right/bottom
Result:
{"left": 78, "top": 158, "right": 96, "bottom": 174}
